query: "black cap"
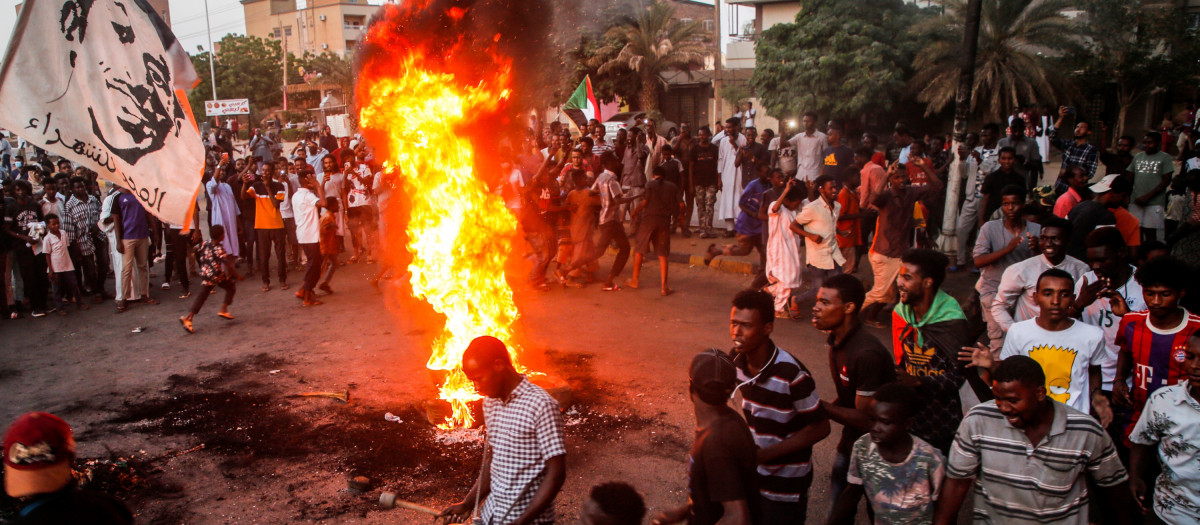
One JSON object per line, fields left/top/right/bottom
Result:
{"left": 689, "top": 350, "right": 737, "bottom": 404}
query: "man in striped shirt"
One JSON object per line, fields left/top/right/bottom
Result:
{"left": 729, "top": 289, "right": 831, "bottom": 524}
{"left": 935, "top": 356, "right": 1136, "bottom": 525}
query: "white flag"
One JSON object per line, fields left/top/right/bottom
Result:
{"left": 0, "top": 0, "right": 205, "bottom": 225}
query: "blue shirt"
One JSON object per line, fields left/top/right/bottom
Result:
{"left": 116, "top": 192, "right": 149, "bottom": 240}
{"left": 735, "top": 178, "right": 768, "bottom": 236}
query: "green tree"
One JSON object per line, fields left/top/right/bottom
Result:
{"left": 751, "top": 0, "right": 927, "bottom": 121}
{"left": 296, "top": 51, "right": 356, "bottom": 106}
{"left": 594, "top": 0, "right": 710, "bottom": 112}
{"left": 570, "top": 34, "right": 642, "bottom": 106}
{"left": 188, "top": 34, "right": 302, "bottom": 122}
{"left": 909, "top": 0, "right": 1074, "bottom": 121}
{"left": 1068, "top": 0, "right": 1200, "bottom": 139}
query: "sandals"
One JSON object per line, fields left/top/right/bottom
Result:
{"left": 279, "top": 283, "right": 289, "bottom": 290}
{"left": 115, "top": 301, "right": 128, "bottom": 313}
{"left": 601, "top": 283, "right": 621, "bottom": 291}
{"left": 261, "top": 284, "right": 271, "bottom": 292}
{"left": 217, "top": 312, "right": 235, "bottom": 320}
{"left": 142, "top": 297, "right": 160, "bottom": 305}
{"left": 179, "top": 317, "right": 194, "bottom": 334}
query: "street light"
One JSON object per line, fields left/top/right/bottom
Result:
{"left": 203, "top": 0, "right": 218, "bottom": 100}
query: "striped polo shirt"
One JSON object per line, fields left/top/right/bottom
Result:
{"left": 733, "top": 343, "right": 825, "bottom": 502}
{"left": 947, "top": 401, "right": 1128, "bottom": 524}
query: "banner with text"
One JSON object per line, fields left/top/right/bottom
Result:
{"left": 0, "top": 0, "right": 205, "bottom": 226}
{"left": 205, "top": 99, "right": 250, "bottom": 117}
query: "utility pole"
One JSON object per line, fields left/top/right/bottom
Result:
{"left": 937, "top": 0, "right": 983, "bottom": 267}
{"left": 713, "top": 0, "right": 722, "bottom": 122}
{"left": 282, "top": 17, "right": 289, "bottom": 112}
{"left": 203, "top": 0, "right": 218, "bottom": 100}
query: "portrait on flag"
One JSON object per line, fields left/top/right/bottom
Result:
{"left": 0, "top": 0, "right": 205, "bottom": 225}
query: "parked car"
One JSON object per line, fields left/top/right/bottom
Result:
{"left": 602, "top": 112, "right": 678, "bottom": 144}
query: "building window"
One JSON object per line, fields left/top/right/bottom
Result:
{"left": 284, "top": 26, "right": 293, "bottom": 37}
{"left": 702, "top": 20, "right": 715, "bottom": 31}
{"left": 273, "top": 28, "right": 281, "bottom": 38}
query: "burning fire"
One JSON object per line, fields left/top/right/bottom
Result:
{"left": 357, "top": 4, "right": 525, "bottom": 429}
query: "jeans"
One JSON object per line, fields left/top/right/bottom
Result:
{"left": 300, "top": 243, "right": 323, "bottom": 292}
{"left": 52, "top": 271, "right": 82, "bottom": 309}
{"left": 794, "top": 264, "right": 841, "bottom": 303}
{"left": 256, "top": 228, "right": 287, "bottom": 285}
{"left": 190, "top": 280, "right": 236, "bottom": 314}
{"left": 163, "top": 229, "right": 190, "bottom": 291}
{"left": 241, "top": 214, "right": 257, "bottom": 265}
{"left": 67, "top": 244, "right": 100, "bottom": 295}
{"left": 568, "top": 221, "right": 630, "bottom": 281}
{"left": 120, "top": 238, "right": 150, "bottom": 300}
{"left": 760, "top": 484, "right": 810, "bottom": 525}
{"left": 14, "top": 247, "right": 48, "bottom": 311}
{"left": 283, "top": 218, "right": 299, "bottom": 265}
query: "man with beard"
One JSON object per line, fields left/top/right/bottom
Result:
{"left": 812, "top": 274, "right": 894, "bottom": 522}
{"left": 729, "top": 289, "right": 829, "bottom": 524}
{"left": 891, "top": 249, "right": 970, "bottom": 454}
{"left": 935, "top": 356, "right": 1135, "bottom": 525}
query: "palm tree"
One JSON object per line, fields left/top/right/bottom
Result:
{"left": 909, "top": 0, "right": 1075, "bottom": 121}
{"left": 595, "top": 0, "right": 710, "bottom": 112}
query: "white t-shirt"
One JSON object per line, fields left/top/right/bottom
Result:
{"left": 788, "top": 130, "right": 828, "bottom": 181}
{"left": 1000, "top": 318, "right": 1106, "bottom": 413}
{"left": 42, "top": 231, "right": 74, "bottom": 272}
{"left": 347, "top": 165, "right": 375, "bottom": 208}
{"left": 292, "top": 188, "right": 321, "bottom": 244}
{"left": 1074, "top": 268, "right": 1145, "bottom": 390}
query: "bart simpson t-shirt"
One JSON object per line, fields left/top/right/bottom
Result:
{"left": 1000, "top": 318, "right": 1106, "bottom": 413}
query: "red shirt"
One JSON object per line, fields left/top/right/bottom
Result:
{"left": 1114, "top": 309, "right": 1200, "bottom": 437}
{"left": 836, "top": 186, "right": 860, "bottom": 247}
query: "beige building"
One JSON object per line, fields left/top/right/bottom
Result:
{"left": 241, "top": 0, "right": 381, "bottom": 57}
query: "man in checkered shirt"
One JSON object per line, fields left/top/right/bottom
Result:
{"left": 440, "top": 336, "right": 567, "bottom": 525}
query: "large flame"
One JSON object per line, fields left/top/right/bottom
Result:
{"left": 357, "top": 4, "right": 524, "bottom": 429}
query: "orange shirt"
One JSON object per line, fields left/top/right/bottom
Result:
{"left": 836, "top": 186, "right": 861, "bottom": 247}
{"left": 1114, "top": 207, "right": 1141, "bottom": 247}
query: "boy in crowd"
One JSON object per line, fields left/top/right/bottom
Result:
{"left": 179, "top": 225, "right": 242, "bottom": 334}
{"left": 43, "top": 214, "right": 86, "bottom": 315}
{"left": 556, "top": 153, "right": 633, "bottom": 291}
{"left": 317, "top": 197, "right": 341, "bottom": 295}
{"left": 729, "top": 289, "right": 829, "bottom": 524}
{"left": 836, "top": 169, "right": 862, "bottom": 274}
{"left": 581, "top": 482, "right": 646, "bottom": 525}
{"left": 6, "top": 180, "right": 49, "bottom": 317}
{"left": 996, "top": 269, "right": 1109, "bottom": 421}
{"left": 991, "top": 217, "right": 1089, "bottom": 331}
{"left": 653, "top": 350, "right": 760, "bottom": 525}
{"left": 973, "top": 185, "right": 1041, "bottom": 352}
{"left": 812, "top": 274, "right": 895, "bottom": 521}
{"left": 1113, "top": 256, "right": 1200, "bottom": 436}
{"left": 1128, "top": 334, "right": 1200, "bottom": 524}
{"left": 892, "top": 249, "right": 970, "bottom": 454}
{"left": 791, "top": 175, "right": 845, "bottom": 305}
{"left": 563, "top": 170, "right": 600, "bottom": 287}
{"left": 935, "top": 356, "right": 1135, "bottom": 525}
{"left": 626, "top": 166, "right": 683, "bottom": 296}
{"left": 830, "top": 383, "right": 945, "bottom": 525}
{"left": 764, "top": 179, "right": 806, "bottom": 318}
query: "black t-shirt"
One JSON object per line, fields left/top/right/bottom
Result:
{"left": 822, "top": 144, "right": 854, "bottom": 183}
{"left": 1066, "top": 200, "right": 1117, "bottom": 260}
{"left": 643, "top": 177, "right": 682, "bottom": 221}
{"left": 691, "top": 143, "right": 720, "bottom": 187}
{"left": 689, "top": 408, "right": 761, "bottom": 525}
{"left": 979, "top": 168, "right": 1026, "bottom": 220}
{"left": 1100, "top": 151, "right": 1133, "bottom": 177}
{"left": 9, "top": 487, "right": 133, "bottom": 525}
{"left": 6, "top": 198, "right": 43, "bottom": 251}
{"left": 739, "top": 142, "right": 770, "bottom": 185}
{"left": 659, "top": 158, "right": 684, "bottom": 188}
{"left": 828, "top": 325, "right": 895, "bottom": 454}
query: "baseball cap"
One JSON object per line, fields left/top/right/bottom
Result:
{"left": 689, "top": 350, "right": 737, "bottom": 403}
{"left": 3, "top": 412, "right": 75, "bottom": 497}
{"left": 1032, "top": 185, "right": 1055, "bottom": 207}
{"left": 1090, "top": 174, "right": 1133, "bottom": 194}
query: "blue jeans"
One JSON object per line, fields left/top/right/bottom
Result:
{"left": 793, "top": 264, "right": 841, "bottom": 303}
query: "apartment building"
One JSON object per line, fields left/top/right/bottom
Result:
{"left": 241, "top": 0, "right": 380, "bottom": 57}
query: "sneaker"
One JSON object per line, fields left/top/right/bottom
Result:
{"left": 162, "top": 282, "right": 171, "bottom": 290}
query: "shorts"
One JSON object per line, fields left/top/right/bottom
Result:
{"left": 634, "top": 219, "right": 671, "bottom": 257}
{"left": 1129, "top": 203, "right": 1165, "bottom": 229}
{"left": 347, "top": 205, "right": 378, "bottom": 224}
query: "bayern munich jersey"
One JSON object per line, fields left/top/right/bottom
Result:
{"left": 1114, "top": 309, "right": 1200, "bottom": 416}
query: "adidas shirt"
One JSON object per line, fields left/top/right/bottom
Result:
{"left": 1000, "top": 319, "right": 1106, "bottom": 413}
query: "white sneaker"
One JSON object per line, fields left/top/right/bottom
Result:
{"left": 162, "top": 283, "right": 171, "bottom": 290}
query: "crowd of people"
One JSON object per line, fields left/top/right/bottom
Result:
{"left": 4, "top": 102, "right": 1200, "bottom": 525}
{"left": 0, "top": 124, "right": 390, "bottom": 332}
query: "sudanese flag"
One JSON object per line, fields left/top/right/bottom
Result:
{"left": 563, "top": 76, "right": 599, "bottom": 131}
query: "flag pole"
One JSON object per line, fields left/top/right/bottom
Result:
{"left": 204, "top": 0, "right": 218, "bottom": 100}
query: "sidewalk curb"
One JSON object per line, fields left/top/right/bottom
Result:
{"left": 605, "top": 247, "right": 759, "bottom": 276}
